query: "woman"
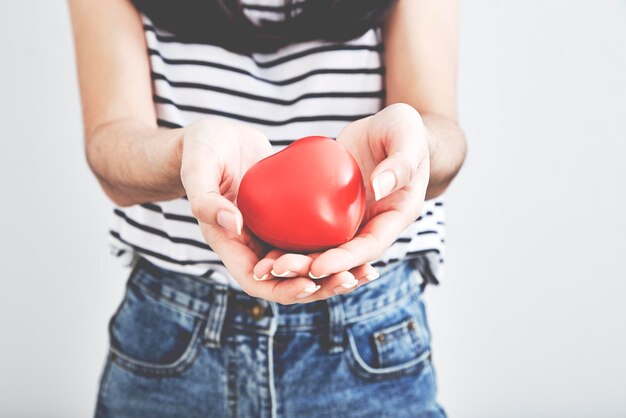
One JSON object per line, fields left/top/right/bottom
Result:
{"left": 68, "top": 0, "right": 466, "bottom": 416}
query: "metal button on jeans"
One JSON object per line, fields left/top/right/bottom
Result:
{"left": 249, "top": 303, "right": 265, "bottom": 320}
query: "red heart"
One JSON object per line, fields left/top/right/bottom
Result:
{"left": 238, "top": 136, "right": 366, "bottom": 252}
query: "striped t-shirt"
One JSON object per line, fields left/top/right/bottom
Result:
{"left": 108, "top": 3, "right": 446, "bottom": 290}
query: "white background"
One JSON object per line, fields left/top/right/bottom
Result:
{"left": 1, "top": 1, "right": 625, "bottom": 417}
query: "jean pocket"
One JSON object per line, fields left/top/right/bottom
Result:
{"left": 107, "top": 280, "right": 204, "bottom": 377}
{"left": 343, "top": 291, "right": 431, "bottom": 382}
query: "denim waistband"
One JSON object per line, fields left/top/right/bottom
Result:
{"left": 128, "top": 256, "right": 426, "bottom": 353}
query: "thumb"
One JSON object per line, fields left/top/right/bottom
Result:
{"left": 181, "top": 150, "right": 243, "bottom": 236}
{"left": 190, "top": 190, "right": 243, "bottom": 236}
{"left": 371, "top": 151, "right": 423, "bottom": 201}
{"left": 368, "top": 103, "right": 430, "bottom": 201}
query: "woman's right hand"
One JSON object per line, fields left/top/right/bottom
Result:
{"left": 180, "top": 118, "right": 375, "bottom": 304}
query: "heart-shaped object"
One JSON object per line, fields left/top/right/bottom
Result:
{"left": 237, "top": 136, "right": 366, "bottom": 252}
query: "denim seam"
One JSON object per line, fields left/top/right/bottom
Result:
{"left": 373, "top": 317, "right": 414, "bottom": 338}
{"left": 344, "top": 328, "right": 432, "bottom": 382}
{"left": 326, "top": 296, "right": 346, "bottom": 353}
{"left": 410, "top": 290, "right": 433, "bottom": 351}
{"left": 204, "top": 287, "right": 228, "bottom": 348}
{"left": 410, "top": 288, "right": 424, "bottom": 306}
{"left": 222, "top": 289, "right": 418, "bottom": 335}
{"left": 227, "top": 323, "right": 275, "bottom": 335}
{"left": 226, "top": 336, "right": 238, "bottom": 418}
{"left": 374, "top": 317, "right": 423, "bottom": 368}
{"left": 344, "top": 289, "right": 416, "bottom": 325}
{"left": 373, "top": 317, "right": 418, "bottom": 345}
{"left": 267, "top": 302, "right": 279, "bottom": 418}
{"left": 130, "top": 280, "right": 208, "bottom": 320}
{"left": 274, "top": 325, "right": 324, "bottom": 332}
{"left": 108, "top": 320, "right": 204, "bottom": 376}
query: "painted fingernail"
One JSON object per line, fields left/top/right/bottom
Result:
{"left": 372, "top": 171, "right": 397, "bottom": 201}
{"left": 363, "top": 272, "right": 380, "bottom": 281}
{"left": 308, "top": 271, "right": 330, "bottom": 279}
{"left": 333, "top": 279, "right": 359, "bottom": 294}
{"left": 271, "top": 269, "right": 296, "bottom": 278}
{"left": 296, "top": 284, "right": 321, "bottom": 299}
{"left": 253, "top": 273, "right": 269, "bottom": 281}
{"left": 217, "top": 210, "right": 242, "bottom": 235}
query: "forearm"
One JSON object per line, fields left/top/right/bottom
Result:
{"left": 68, "top": 0, "right": 184, "bottom": 206}
{"left": 382, "top": 0, "right": 466, "bottom": 198}
{"left": 86, "top": 119, "right": 185, "bottom": 206}
{"left": 422, "top": 113, "right": 467, "bottom": 200}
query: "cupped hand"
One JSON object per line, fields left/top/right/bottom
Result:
{"left": 258, "top": 103, "right": 430, "bottom": 279}
{"left": 251, "top": 249, "right": 381, "bottom": 302}
{"left": 309, "top": 103, "right": 430, "bottom": 276}
{"left": 180, "top": 118, "right": 374, "bottom": 304}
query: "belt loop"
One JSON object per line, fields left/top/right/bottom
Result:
{"left": 204, "top": 284, "right": 229, "bottom": 348}
{"left": 325, "top": 295, "right": 346, "bottom": 353}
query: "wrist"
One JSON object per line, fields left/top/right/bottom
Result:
{"left": 168, "top": 127, "right": 186, "bottom": 194}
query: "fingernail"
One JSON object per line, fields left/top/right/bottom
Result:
{"left": 253, "top": 273, "right": 269, "bottom": 281}
{"left": 333, "top": 279, "right": 359, "bottom": 294}
{"left": 308, "top": 271, "right": 330, "bottom": 279}
{"left": 271, "top": 269, "right": 296, "bottom": 278}
{"left": 217, "top": 210, "right": 242, "bottom": 235}
{"left": 372, "top": 171, "right": 397, "bottom": 201}
{"left": 296, "top": 284, "right": 321, "bottom": 299}
{"left": 363, "top": 272, "right": 380, "bottom": 281}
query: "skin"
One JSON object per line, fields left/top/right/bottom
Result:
{"left": 68, "top": 0, "right": 466, "bottom": 304}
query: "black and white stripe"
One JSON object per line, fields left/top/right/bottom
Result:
{"left": 109, "top": 6, "right": 446, "bottom": 288}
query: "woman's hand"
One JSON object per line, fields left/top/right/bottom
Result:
{"left": 310, "top": 103, "right": 430, "bottom": 275}
{"left": 251, "top": 249, "right": 381, "bottom": 302}
{"left": 181, "top": 118, "right": 376, "bottom": 304}
{"left": 309, "top": 103, "right": 430, "bottom": 276}
{"left": 257, "top": 103, "right": 430, "bottom": 279}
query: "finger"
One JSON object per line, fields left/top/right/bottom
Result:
{"left": 245, "top": 274, "right": 324, "bottom": 304}
{"left": 252, "top": 258, "right": 274, "bottom": 282}
{"left": 309, "top": 210, "right": 411, "bottom": 277}
{"left": 268, "top": 276, "right": 324, "bottom": 304}
{"left": 369, "top": 105, "right": 428, "bottom": 201}
{"left": 371, "top": 152, "right": 419, "bottom": 201}
{"left": 200, "top": 222, "right": 263, "bottom": 290}
{"left": 181, "top": 124, "right": 243, "bottom": 235}
{"left": 270, "top": 253, "right": 314, "bottom": 278}
{"left": 252, "top": 249, "right": 286, "bottom": 281}
{"left": 254, "top": 251, "right": 320, "bottom": 281}
{"left": 205, "top": 228, "right": 323, "bottom": 303}
{"left": 265, "top": 249, "right": 287, "bottom": 259}
{"left": 304, "top": 252, "right": 326, "bottom": 278}
{"left": 258, "top": 251, "right": 327, "bottom": 280}
{"left": 349, "top": 263, "right": 379, "bottom": 282}
{"left": 316, "top": 264, "right": 378, "bottom": 299}
{"left": 295, "top": 270, "right": 359, "bottom": 302}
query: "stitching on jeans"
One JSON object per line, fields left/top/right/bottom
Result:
{"left": 373, "top": 317, "right": 414, "bottom": 339}
{"left": 410, "top": 290, "right": 433, "bottom": 345}
{"left": 130, "top": 280, "right": 207, "bottom": 320}
{"left": 221, "top": 280, "right": 421, "bottom": 335}
{"left": 226, "top": 336, "right": 238, "bottom": 418}
{"left": 373, "top": 317, "right": 418, "bottom": 345}
{"left": 109, "top": 321, "right": 204, "bottom": 377}
{"left": 344, "top": 289, "right": 415, "bottom": 325}
{"left": 343, "top": 327, "right": 431, "bottom": 382}
{"left": 373, "top": 317, "right": 423, "bottom": 367}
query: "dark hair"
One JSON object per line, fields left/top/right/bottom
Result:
{"left": 131, "top": 0, "right": 397, "bottom": 54}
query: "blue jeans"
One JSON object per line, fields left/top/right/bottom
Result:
{"left": 95, "top": 256, "right": 446, "bottom": 418}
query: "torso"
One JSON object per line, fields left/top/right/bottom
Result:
{"left": 109, "top": 2, "right": 446, "bottom": 289}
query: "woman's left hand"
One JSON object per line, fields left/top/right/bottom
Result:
{"left": 255, "top": 103, "right": 430, "bottom": 283}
